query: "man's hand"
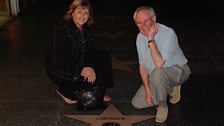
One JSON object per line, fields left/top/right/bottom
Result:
{"left": 145, "top": 89, "right": 154, "bottom": 106}
{"left": 147, "top": 23, "right": 158, "bottom": 42}
{"left": 81, "top": 67, "right": 96, "bottom": 83}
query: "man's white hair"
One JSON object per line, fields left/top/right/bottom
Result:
{"left": 133, "top": 6, "right": 156, "bottom": 22}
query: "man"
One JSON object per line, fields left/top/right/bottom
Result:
{"left": 131, "top": 6, "right": 191, "bottom": 123}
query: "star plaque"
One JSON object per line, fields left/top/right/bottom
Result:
{"left": 112, "top": 56, "right": 138, "bottom": 73}
{"left": 65, "top": 104, "right": 155, "bottom": 126}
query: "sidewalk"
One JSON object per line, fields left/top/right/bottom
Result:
{"left": 0, "top": 16, "right": 15, "bottom": 31}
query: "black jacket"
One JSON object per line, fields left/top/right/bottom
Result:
{"left": 45, "top": 20, "right": 95, "bottom": 86}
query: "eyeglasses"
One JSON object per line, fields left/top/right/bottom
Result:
{"left": 136, "top": 18, "right": 153, "bottom": 26}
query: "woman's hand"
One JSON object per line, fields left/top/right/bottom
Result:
{"left": 81, "top": 67, "right": 96, "bottom": 83}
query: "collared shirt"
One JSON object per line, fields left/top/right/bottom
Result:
{"left": 136, "top": 23, "right": 188, "bottom": 74}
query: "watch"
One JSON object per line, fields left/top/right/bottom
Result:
{"left": 148, "top": 39, "right": 155, "bottom": 44}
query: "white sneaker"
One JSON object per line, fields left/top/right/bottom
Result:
{"left": 156, "top": 106, "right": 168, "bottom": 123}
{"left": 169, "top": 85, "right": 181, "bottom": 104}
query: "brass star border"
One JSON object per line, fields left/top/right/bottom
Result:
{"left": 65, "top": 104, "right": 155, "bottom": 126}
{"left": 111, "top": 56, "right": 138, "bottom": 73}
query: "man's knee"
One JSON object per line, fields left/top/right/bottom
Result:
{"left": 131, "top": 98, "right": 141, "bottom": 109}
{"left": 150, "top": 68, "right": 166, "bottom": 85}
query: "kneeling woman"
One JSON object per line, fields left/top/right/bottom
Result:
{"left": 45, "top": 0, "right": 113, "bottom": 104}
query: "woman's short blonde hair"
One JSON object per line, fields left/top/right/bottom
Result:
{"left": 64, "top": 0, "right": 93, "bottom": 25}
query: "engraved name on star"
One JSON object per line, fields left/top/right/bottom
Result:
{"left": 65, "top": 104, "right": 155, "bottom": 126}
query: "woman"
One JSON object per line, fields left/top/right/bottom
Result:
{"left": 45, "top": 0, "right": 113, "bottom": 104}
